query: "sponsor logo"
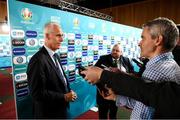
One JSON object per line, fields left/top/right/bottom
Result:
{"left": 26, "top": 38, "right": 38, "bottom": 47}
{"left": 17, "top": 88, "right": 29, "bottom": 97}
{"left": 13, "top": 56, "right": 26, "bottom": 65}
{"left": 62, "top": 65, "right": 68, "bottom": 72}
{"left": 111, "top": 36, "right": 115, "bottom": 40}
{"left": 88, "top": 35, "right": 93, "bottom": 39}
{"left": 73, "top": 18, "right": 79, "bottom": 27}
{"left": 68, "top": 52, "right": 75, "bottom": 59}
{"left": 11, "top": 29, "right": 25, "bottom": 38}
{"left": 26, "top": 31, "right": 37, "bottom": 38}
{"left": 69, "top": 70, "right": 75, "bottom": 76}
{"left": 68, "top": 76, "right": 75, "bottom": 82}
{"left": 99, "top": 40, "right": 103, "bottom": 45}
{"left": 82, "top": 51, "right": 87, "bottom": 56}
{"left": 75, "top": 34, "right": 81, "bottom": 39}
{"left": 103, "top": 36, "right": 107, "bottom": 40}
{"left": 88, "top": 46, "right": 94, "bottom": 51}
{"left": 15, "top": 73, "right": 27, "bottom": 82}
{"left": 60, "top": 59, "right": 67, "bottom": 65}
{"left": 60, "top": 46, "right": 68, "bottom": 53}
{"left": 111, "top": 40, "right": 115, "bottom": 45}
{"left": 67, "top": 33, "right": 75, "bottom": 40}
{"left": 68, "top": 46, "right": 75, "bottom": 51}
{"left": 21, "top": 8, "right": 32, "bottom": 21}
{"left": 60, "top": 53, "right": 67, "bottom": 59}
{"left": 75, "top": 51, "right": 82, "bottom": 58}
{"left": 94, "top": 46, "right": 99, "bottom": 51}
{"left": 82, "top": 57, "right": 88, "bottom": 62}
{"left": 88, "top": 62, "right": 93, "bottom": 66}
{"left": 88, "top": 56, "right": 93, "bottom": 61}
{"left": 76, "top": 58, "right": 81, "bottom": 63}
{"left": 88, "top": 40, "right": 93, "bottom": 45}
{"left": 13, "top": 48, "right": 26, "bottom": 55}
{"left": 93, "top": 55, "right": 98, "bottom": 60}
{"left": 39, "top": 39, "right": 44, "bottom": 46}
{"left": 82, "top": 40, "right": 88, "bottom": 46}
{"left": 94, "top": 51, "right": 98, "bottom": 55}
{"left": 82, "top": 46, "right": 88, "bottom": 50}
{"left": 12, "top": 39, "right": 25, "bottom": 46}
{"left": 76, "top": 63, "right": 81, "bottom": 68}
{"left": 16, "top": 81, "right": 28, "bottom": 89}
{"left": 68, "top": 40, "right": 75, "bottom": 45}
{"left": 93, "top": 35, "right": 99, "bottom": 40}
{"left": 75, "top": 39, "right": 81, "bottom": 46}
{"left": 68, "top": 64, "right": 76, "bottom": 71}
{"left": 103, "top": 40, "right": 108, "bottom": 45}
{"left": 99, "top": 45, "right": 103, "bottom": 50}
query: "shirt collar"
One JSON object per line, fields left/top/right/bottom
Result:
{"left": 44, "top": 45, "right": 56, "bottom": 58}
{"left": 146, "top": 52, "right": 173, "bottom": 67}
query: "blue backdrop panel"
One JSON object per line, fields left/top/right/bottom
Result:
{"left": 8, "top": 0, "right": 142, "bottom": 118}
{"left": 0, "top": 34, "right": 11, "bottom": 68}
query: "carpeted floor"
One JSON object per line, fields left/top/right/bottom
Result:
{"left": 0, "top": 68, "right": 16, "bottom": 119}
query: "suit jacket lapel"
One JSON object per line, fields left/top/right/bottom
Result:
{"left": 41, "top": 47, "right": 68, "bottom": 88}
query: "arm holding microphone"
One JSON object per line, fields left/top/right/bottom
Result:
{"left": 81, "top": 66, "right": 180, "bottom": 118}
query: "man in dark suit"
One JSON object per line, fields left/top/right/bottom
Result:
{"left": 81, "top": 67, "right": 180, "bottom": 118}
{"left": 95, "top": 44, "right": 134, "bottom": 119}
{"left": 27, "top": 22, "right": 77, "bottom": 119}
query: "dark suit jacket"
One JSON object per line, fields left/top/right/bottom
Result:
{"left": 27, "top": 46, "right": 70, "bottom": 119}
{"left": 99, "top": 70, "right": 180, "bottom": 118}
{"left": 95, "top": 54, "right": 134, "bottom": 104}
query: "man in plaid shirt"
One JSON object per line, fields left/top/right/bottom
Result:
{"left": 114, "top": 17, "right": 180, "bottom": 119}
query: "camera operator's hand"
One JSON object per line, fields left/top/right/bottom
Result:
{"left": 64, "top": 90, "right": 77, "bottom": 102}
{"left": 99, "top": 87, "right": 117, "bottom": 101}
{"left": 81, "top": 66, "right": 103, "bottom": 84}
{"left": 109, "top": 67, "right": 121, "bottom": 72}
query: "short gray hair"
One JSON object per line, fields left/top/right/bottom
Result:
{"left": 44, "top": 22, "right": 61, "bottom": 34}
{"left": 142, "top": 17, "right": 179, "bottom": 51}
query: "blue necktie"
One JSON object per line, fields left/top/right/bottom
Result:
{"left": 53, "top": 53, "right": 68, "bottom": 92}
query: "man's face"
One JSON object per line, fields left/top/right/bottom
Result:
{"left": 138, "top": 27, "right": 156, "bottom": 58}
{"left": 111, "top": 45, "right": 122, "bottom": 59}
{"left": 46, "top": 25, "right": 63, "bottom": 51}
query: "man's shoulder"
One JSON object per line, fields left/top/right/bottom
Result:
{"left": 100, "top": 54, "right": 111, "bottom": 59}
{"left": 29, "top": 47, "right": 46, "bottom": 62}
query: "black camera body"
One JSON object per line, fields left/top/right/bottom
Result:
{"left": 78, "top": 66, "right": 86, "bottom": 78}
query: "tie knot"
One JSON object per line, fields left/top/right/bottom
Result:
{"left": 53, "top": 53, "right": 59, "bottom": 59}
{"left": 113, "top": 59, "right": 118, "bottom": 67}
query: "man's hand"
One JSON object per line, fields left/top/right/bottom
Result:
{"left": 81, "top": 66, "right": 103, "bottom": 84}
{"left": 109, "top": 67, "right": 121, "bottom": 72}
{"left": 100, "top": 87, "right": 117, "bottom": 101}
{"left": 64, "top": 90, "right": 77, "bottom": 102}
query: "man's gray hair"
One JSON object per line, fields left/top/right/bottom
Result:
{"left": 44, "top": 22, "right": 61, "bottom": 34}
{"left": 142, "top": 17, "right": 179, "bottom": 51}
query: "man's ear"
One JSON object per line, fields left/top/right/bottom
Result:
{"left": 45, "top": 33, "right": 49, "bottom": 40}
{"left": 155, "top": 35, "right": 163, "bottom": 46}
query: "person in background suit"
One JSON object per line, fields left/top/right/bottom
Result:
{"left": 27, "top": 22, "right": 77, "bottom": 119}
{"left": 82, "top": 17, "right": 180, "bottom": 119}
{"left": 81, "top": 66, "right": 180, "bottom": 118}
{"left": 95, "top": 43, "right": 134, "bottom": 119}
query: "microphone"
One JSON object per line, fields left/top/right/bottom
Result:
{"left": 132, "top": 58, "right": 143, "bottom": 67}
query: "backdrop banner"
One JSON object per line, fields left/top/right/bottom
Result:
{"left": 8, "top": 0, "right": 141, "bottom": 118}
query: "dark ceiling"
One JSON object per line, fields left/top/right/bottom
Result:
{"left": 75, "top": 0, "right": 146, "bottom": 10}
{"left": 16, "top": 0, "right": 146, "bottom": 10}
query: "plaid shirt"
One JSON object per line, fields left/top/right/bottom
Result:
{"left": 116, "top": 52, "right": 180, "bottom": 119}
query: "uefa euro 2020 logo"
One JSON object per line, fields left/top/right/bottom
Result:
{"left": 21, "top": 8, "right": 32, "bottom": 21}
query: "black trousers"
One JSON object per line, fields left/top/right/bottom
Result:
{"left": 98, "top": 100, "right": 118, "bottom": 119}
